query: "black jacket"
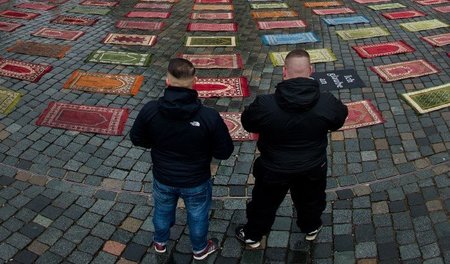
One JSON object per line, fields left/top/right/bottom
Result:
{"left": 130, "top": 86, "right": 234, "bottom": 187}
{"left": 241, "top": 77, "right": 348, "bottom": 174}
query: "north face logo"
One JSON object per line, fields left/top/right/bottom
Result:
{"left": 190, "top": 121, "right": 200, "bottom": 127}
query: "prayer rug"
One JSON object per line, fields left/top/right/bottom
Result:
{"left": 336, "top": 27, "right": 390, "bottom": 40}
{"left": 64, "top": 70, "right": 143, "bottom": 95}
{"left": 80, "top": 0, "right": 119, "bottom": 7}
{"left": 192, "top": 4, "right": 234, "bottom": 10}
{"left": 352, "top": 40, "right": 415, "bottom": 58}
{"left": 67, "top": 6, "right": 111, "bottom": 15}
{"left": 187, "top": 22, "right": 238, "bottom": 32}
{"left": 125, "top": 11, "right": 170, "bottom": 18}
{"left": 304, "top": 1, "right": 342, "bottom": 7}
{"left": 32, "top": 27, "right": 84, "bottom": 41}
{"left": 194, "top": 77, "right": 249, "bottom": 98}
{"left": 312, "top": 69, "right": 366, "bottom": 91}
{"left": 134, "top": 3, "right": 172, "bottom": 9}
{"left": 402, "top": 83, "right": 450, "bottom": 114}
{"left": 185, "top": 36, "right": 236, "bottom": 47}
{"left": 48, "top": 0, "right": 69, "bottom": 4}
{"left": 421, "top": 33, "right": 450, "bottom": 46}
{"left": 382, "top": 10, "right": 426, "bottom": 19}
{"left": 36, "top": 102, "right": 128, "bottom": 135}
{"left": 400, "top": 19, "right": 449, "bottom": 32}
{"left": 219, "top": 112, "right": 258, "bottom": 141}
{"left": 323, "top": 16, "right": 370, "bottom": 26}
{"left": 180, "top": 54, "right": 243, "bottom": 69}
{"left": 248, "top": 0, "right": 283, "bottom": 2}
{"left": 368, "top": 3, "right": 406, "bottom": 10}
{"left": 256, "top": 20, "right": 307, "bottom": 30}
{"left": 7, "top": 40, "right": 71, "bottom": 59}
{"left": 433, "top": 5, "right": 450, "bottom": 12}
{"left": 0, "top": 0, "right": 8, "bottom": 4}
{"left": 261, "top": 32, "right": 320, "bottom": 46}
{"left": 312, "top": 7, "right": 355, "bottom": 15}
{"left": 86, "top": 50, "right": 152, "bottom": 66}
{"left": 115, "top": 21, "right": 164, "bottom": 30}
{"left": 140, "top": 0, "right": 177, "bottom": 2}
{"left": 269, "top": 48, "right": 336, "bottom": 66}
{"left": 0, "top": 58, "right": 52, "bottom": 82}
{"left": 0, "top": 21, "right": 23, "bottom": 32}
{"left": 251, "top": 10, "right": 298, "bottom": 19}
{"left": 190, "top": 12, "right": 234, "bottom": 19}
{"left": 339, "top": 100, "right": 384, "bottom": 130}
{"left": 15, "top": 2, "right": 56, "bottom": 10}
{"left": 51, "top": 15, "right": 98, "bottom": 26}
{"left": 370, "top": 59, "right": 439, "bottom": 82}
{"left": 103, "top": 33, "right": 157, "bottom": 46}
{"left": 354, "top": 0, "right": 390, "bottom": 3}
{"left": 195, "top": 0, "right": 231, "bottom": 3}
{"left": 0, "top": 87, "right": 21, "bottom": 115}
{"left": 0, "top": 10, "right": 40, "bottom": 20}
{"left": 416, "top": 0, "right": 448, "bottom": 5}
{"left": 250, "top": 3, "right": 289, "bottom": 9}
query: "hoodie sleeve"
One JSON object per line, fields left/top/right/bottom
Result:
{"left": 211, "top": 113, "right": 234, "bottom": 160}
{"left": 327, "top": 95, "right": 348, "bottom": 131}
{"left": 129, "top": 103, "right": 157, "bottom": 148}
{"left": 241, "top": 96, "right": 264, "bottom": 133}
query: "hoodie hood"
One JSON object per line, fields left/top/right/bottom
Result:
{"left": 158, "top": 86, "right": 202, "bottom": 120}
{"left": 274, "top": 77, "right": 320, "bottom": 112}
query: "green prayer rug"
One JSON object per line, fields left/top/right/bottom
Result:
{"left": 185, "top": 36, "right": 236, "bottom": 47}
{"left": 68, "top": 6, "right": 111, "bottom": 15}
{"left": 336, "top": 27, "right": 390, "bottom": 40}
{"left": 250, "top": 3, "right": 289, "bottom": 9}
{"left": 269, "top": 48, "right": 337, "bottom": 66}
{"left": 402, "top": 83, "right": 450, "bottom": 114}
{"left": 86, "top": 50, "right": 152, "bottom": 66}
{"left": 0, "top": 87, "right": 21, "bottom": 115}
{"left": 368, "top": 3, "right": 405, "bottom": 10}
{"left": 400, "top": 19, "right": 449, "bottom": 32}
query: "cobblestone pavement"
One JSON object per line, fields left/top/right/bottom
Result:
{"left": 0, "top": 0, "right": 449, "bottom": 263}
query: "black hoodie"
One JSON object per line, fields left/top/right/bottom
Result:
{"left": 241, "top": 77, "right": 348, "bottom": 176}
{"left": 130, "top": 86, "right": 234, "bottom": 187}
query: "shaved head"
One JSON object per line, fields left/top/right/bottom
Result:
{"left": 283, "top": 49, "right": 313, "bottom": 80}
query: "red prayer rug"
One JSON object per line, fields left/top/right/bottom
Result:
{"left": 51, "top": 16, "right": 98, "bottom": 26}
{"left": 190, "top": 12, "right": 234, "bottom": 19}
{"left": 340, "top": 100, "right": 384, "bottom": 130}
{"left": 0, "top": 21, "right": 23, "bottom": 32}
{"left": 433, "top": 5, "right": 450, "bottom": 12}
{"left": 180, "top": 54, "right": 243, "bottom": 69}
{"left": 32, "top": 27, "right": 84, "bottom": 41}
{"left": 187, "top": 22, "right": 238, "bottom": 32}
{"left": 80, "top": 0, "right": 119, "bottom": 7}
{"left": 195, "top": 0, "right": 231, "bottom": 3}
{"left": 194, "top": 77, "right": 249, "bottom": 98}
{"left": 0, "top": 10, "right": 40, "bottom": 20}
{"left": 416, "top": 0, "right": 448, "bottom": 5}
{"left": 256, "top": 20, "right": 307, "bottom": 30}
{"left": 134, "top": 3, "right": 172, "bottom": 9}
{"left": 353, "top": 0, "right": 390, "bottom": 3}
{"left": 382, "top": 10, "right": 426, "bottom": 19}
{"left": 421, "top": 33, "right": 450, "bottom": 46}
{"left": 36, "top": 102, "right": 128, "bottom": 135}
{"left": 115, "top": 21, "right": 164, "bottom": 30}
{"left": 102, "top": 33, "right": 157, "bottom": 46}
{"left": 370, "top": 59, "right": 439, "bottom": 82}
{"left": 0, "top": 0, "right": 9, "bottom": 4}
{"left": 312, "top": 7, "right": 355, "bottom": 15}
{"left": 352, "top": 41, "right": 415, "bottom": 58}
{"left": 0, "top": 58, "right": 52, "bottom": 82}
{"left": 125, "top": 11, "right": 170, "bottom": 18}
{"left": 220, "top": 112, "right": 258, "bottom": 141}
{"left": 15, "top": 2, "right": 56, "bottom": 11}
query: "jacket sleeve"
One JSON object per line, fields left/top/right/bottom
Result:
{"left": 241, "top": 96, "right": 264, "bottom": 133}
{"left": 129, "top": 103, "right": 156, "bottom": 148}
{"left": 328, "top": 96, "right": 349, "bottom": 131}
{"left": 211, "top": 114, "right": 234, "bottom": 160}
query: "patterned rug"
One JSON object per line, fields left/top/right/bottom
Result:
{"left": 185, "top": 36, "right": 236, "bottom": 47}
{"left": 382, "top": 10, "right": 426, "bottom": 19}
{"left": 339, "top": 100, "right": 384, "bottom": 130}
{"left": 0, "top": 58, "right": 52, "bottom": 82}
{"left": 256, "top": 20, "right": 306, "bottom": 30}
{"left": 103, "top": 33, "right": 157, "bottom": 46}
{"left": 352, "top": 40, "right": 415, "bottom": 58}
{"left": 261, "top": 32, "right": 320, "bottom": 45}
{"left": 64, "top": 70, "right": 143, "bottom": 95}
{"left": 416, "top": 0, "right": 448, "bottom": 5}
{"left": 354, "top": 0, "right": 390, "bottom": 3}
{"left": 15, "top": 2, "right": 56, "bottom": 10}
{"left": 336, "top": 27, "right": 390, "bottom": 40}
{"left": 7, "top": 40, "right": 71, "bottom": 59}
{"left": 0, "top": 10, "right": 40, "bottom": 20}
{"left": 269, "top": 48, "right": 336, "bottom": 66}
{"left": 312, "top": 69, "right": 366, "bottom": 91}
{"left": 194, "top": 77, "right": 249, "bottom": 98}
{"left": 219, "top": 112, "right": 258, "bottom": 141}
{"left": 304, "top": 1, "right": 342, "bottom": 7}
{"left": 36, "top": 102, "right": 128, "bottom": 135}
{"left": 400, "top": 19, "right": 449, "bottom": 32}
{"left": 0, "top": 21, "right": 23, "bottom": 32}
{"left": 250, "top": 3, "right": 289, "bottom": 9}
{"left": 192, "top": 4, "right": 234, "bottom": 10}
{"left": 433, "top": 5, "right": 450, "bottom": 12}
{"left": 134, "top": 3, "right": 172, "bottom": 9}
{"left": 32, "top": 27, "right": 84, "bottom": 41}
{"left": 115, "top": 21, "right": 164, "bottom": 30}
{"left": 195, "top": 0, "right": 231, "bottom": 3}
{"left": 370, "top": 59, "right": 439, "bottom": 82}
{"left": 251, "top": 10, "right": 298, "bottom": 19}
{"left": 86, "top": 50, "right": 152, "bottom": 66}
{"left": 51, "top": 16, "right": 98, "bottom": 26}
{"left": 187, "top": 23, "right": 238, "bottom": 32}
{"left": 312, "top": 7, "right": 355, "bottom": 15}
{"left": 0, "top": 0, "right": 8, "bottom": 4}
{"left": 140, "top": 0, "right": 177, "bottom": 2}
{"left": 190, "top": 12, "right": 234, "bottom": 19}
{"left": 68, "top": 6, "right": 111, "bottom": 15}
{"left": 421, "top": 33, "right": 450, "bottom": 46}
{"left": 0, "top": 87, "right": 21, "bottom": 115}
{"left": 80, "top": 0, "right": 119, "bottom": 7}
{"left": 126, "top": 11, "right": 170, "bottom": 18}
{"left": 180, "top": 54, "right": 243, "bottom": 69}
{"left": 323, "top": 16, "right": 370, "bottom": 26}
{"left": 402, "top": 83, "right": 450, "bottom": 114}
{"left": 368, "top": 3, "right": 406, "bottom": 10}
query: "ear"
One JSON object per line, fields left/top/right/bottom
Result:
{"left": 165, "top": 77, "right": 170, "bottom": 86}
{"left": 309, "top": 65, "right": 314, "bottom": 75}
{"left": 282, "top": 66, "right": 287, "bottom": 79}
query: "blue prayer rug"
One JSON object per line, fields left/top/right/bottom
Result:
{"left": 322, "top": 16, "right": 370, "bottom": 26}
{"left": 260, "top": 32, "right": 320, "bottom": 45}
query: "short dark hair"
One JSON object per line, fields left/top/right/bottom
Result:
{"left": 168, "top": 58, "right": 195, "bottom": 79}
{"left": 285, "top": 49, "right": 310, "bottom": 63}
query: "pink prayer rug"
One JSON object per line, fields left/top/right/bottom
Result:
{"left": 421, "top": 33, "right": 450, "bottom": 46}
{"left": 194, "top": 77, "right": 249, "bottom": 98}
{"left": 15, "top": 2, "right": 56, "bottom": 10}
{"left": 220, "top": 112, "right": 258, "bottom": 141}
{"left": 339, "top": 100, "right": 384, "bottom": 130}
{"left": 32, "top": 27, "right": 84, "bottom": 41}
{"left": 115, "top": 21, "right": 164, "bottom": 30}
{"left": 0, "top": 21, "right": 23, "bottom": 32}
{"left": 180, "top": 54, "right": 243, "bottom": 69}
{"left": 382, "top": 10, "right": 426, "bottom": 19}
{"left": 125, "top": 11, "right": 170, "bottom": 18}
{"left": 370, "top": 59, "right": 439, "bottom": 82}
{"left": 433, "top": 5, "right": 450, "bottom": 12}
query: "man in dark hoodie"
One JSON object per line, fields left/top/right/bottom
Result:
{"left": 235, "top": 49, "right": 348, "bottom": 247}
{"left": 130, "top": 58, "right": 234, "bottom": 260}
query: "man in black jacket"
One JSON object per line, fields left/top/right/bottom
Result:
{"left": 236, "top": 49, "right": 348, "bottom": 247}
{"left": 130, "top": 58, "right": 233, "bottom": 260}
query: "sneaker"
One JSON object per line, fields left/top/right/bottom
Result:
{"left": 305, "top": 225, "right": 322, "bottom": 241}
{"left": 235, "top": 225, "right": 261, "bottom": 248}
{"left": 193, "top": 238, "right": 219, "bottom": 260}
{"left": 154, "top": 242, "right": 166, "bottom": 253}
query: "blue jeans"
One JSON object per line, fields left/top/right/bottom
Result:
{"left": 153, "top": 179, "right": 212, "bottom": 252}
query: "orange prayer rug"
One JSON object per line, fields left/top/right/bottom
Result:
{"left": 251, "top": 10, "right": 298, "bottom": 19}
{"left": 7, "top": 40, "right": 71, "bottom": 59}
{"left": 304, "top": 1, "right": 342, "bottom": 7}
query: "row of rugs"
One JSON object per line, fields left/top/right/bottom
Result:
{"left": 0, "top": 0, "right": 449, "bottom": 138}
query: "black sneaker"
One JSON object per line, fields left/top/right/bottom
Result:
{"left": 235, "top": 225, "right": 261, "bottom": 248}
{"left": 305, "top": 225, "right": 322, "bottom": 241}
{"left": 193, "top": 238, "right": 219, "bottom": 260}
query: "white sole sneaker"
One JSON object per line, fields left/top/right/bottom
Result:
{"left": 305, "top": 225, "right": 323, "bottom": 241}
